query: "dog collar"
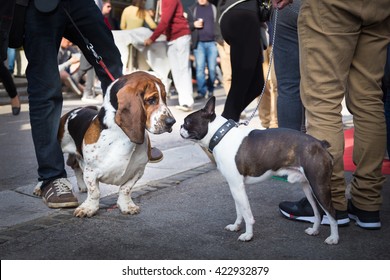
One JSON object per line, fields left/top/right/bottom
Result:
{"left": 208, "top": 119, "right": 237, "bottom": 153}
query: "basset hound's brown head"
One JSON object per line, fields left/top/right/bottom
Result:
{"left": 107, "top": 71, "right": 175, "bottom": 144}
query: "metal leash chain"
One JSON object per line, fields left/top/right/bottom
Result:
{"left": 239, "top": 7, "right": 279, "bottom": 126}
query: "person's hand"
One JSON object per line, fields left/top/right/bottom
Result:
{"left": 272, "top": 0, "right": 293, "bottom": 9}
{"left": 144, "top": 38, "right": 153, "bottom": 46}
{"left": 194, "top": 18, "right": 203, "bottom": 29}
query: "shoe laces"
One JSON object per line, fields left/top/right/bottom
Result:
{"left": 53, "top": 178, "right": 73, "bottom": 195}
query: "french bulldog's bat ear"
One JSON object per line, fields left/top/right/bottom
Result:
{"left": 204, "top": 96, "right": 216, "bottom": 114}
{"left": 203, "top": 96, "right": 216, "bottom": 121}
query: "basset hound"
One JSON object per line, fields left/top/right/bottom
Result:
{"left": 57, "top": 71, "right": 175, "bottom": 217}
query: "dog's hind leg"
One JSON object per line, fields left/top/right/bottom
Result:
{"left": 302, "top": 183, "right": 321, "bottom": 236}
{"left": 321, "top": 209, "right": 339, "bottom": 245}
{"left": 66, "top": 154, "right": 87, "bottom": 192}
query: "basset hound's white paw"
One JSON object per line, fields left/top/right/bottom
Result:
{"left": 74, "top": 201, "right": 99, "bottom": 218}
{"left": 118, "top": 204, "right": 140, "bottom": 215}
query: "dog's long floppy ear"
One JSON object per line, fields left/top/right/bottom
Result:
{"left": 115, "top": 85, "right": 146, "bottom": 144}
{"left": 203, "top": 96, "right": 216, "bottom": 121}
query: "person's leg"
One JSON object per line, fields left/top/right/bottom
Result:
{"left": 268, "top": 50, "right": 278, "bottom": 128}
{"left": 15, "top": 48, "right": 22, "bottom": 76}
{"left": 24, "top": 1, "right": 67, "bottom": 181}
{"left": 273, "top": 0, "right": 302, "bottom": 131}
{"left": 346, "top": 11, "right": 390, "bottom": 212}
{"left": 168, "top": 35, "right": 194, "bottom": 108}
{"left": 259, "top": 46, "right": 272, "bottom": 128}
{"left": 299, "top": 0, "right": 359, "bottom": 211}
{"left": 205, "top": 41, "right": 218, "bottom": 96}
{"left": 7, "top": 48, "right": 16, "bottom": 74}
{"left": 384, "top": 45, "right": 390, "bottom": 158}
{"left": 194, "top": 42, "right": 207, "bottom": 97}
{"left": 221, "top": 10, "right": 263, "bottom": 121}
{"left": 0, "top": 60, "right": 17, "bottom": 99}
{"left": 216, "top": 42, "right": 231, "bottom": 95}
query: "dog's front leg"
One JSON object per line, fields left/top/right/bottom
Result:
{"left": 227, "top": 181, "right": 255, "bottom": 241}
{"left": 225, "top": 202, "right": 243, "bottom": 232}
{"left": 117, "top": 171, "right": 144, "bottom": 215}
{"left": 74, "top": 172, "right": 100, "bottom": 218}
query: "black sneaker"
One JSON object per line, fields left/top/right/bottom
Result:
{"left": 348, "top": 200, "right": 381, "bottom": 229}
{"left": 41, "top": 178, "right": 79, "bottom": 208}
{"left": 279, "top": 197, "right": 350, "bottom": 226}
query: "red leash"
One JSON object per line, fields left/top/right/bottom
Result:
{"left": 86, "top": 43, "right": 115, "bottom": 82}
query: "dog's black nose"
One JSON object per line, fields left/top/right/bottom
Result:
{"left": 165, "top": 117, "right": 176, "bottom": 127}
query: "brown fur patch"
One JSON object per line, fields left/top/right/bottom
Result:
{"left": 57, "top": 113, "right": 68, "bottom": 141}
{"left": 115, "top": 85, "right": 146, "bottom": 144}
{"left": 84, "top": 118, "right": 101, "bottom": 145}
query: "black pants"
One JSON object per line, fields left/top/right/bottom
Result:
{"left": 220, "top": 8, "right": 264, "bottom": 122}
{"left": 0, "top": 0, "right": 17, "bottom": 99}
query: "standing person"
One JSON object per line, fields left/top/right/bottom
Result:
{"left": 120, "top": 0, "right": 157, "bottom": 30}
{"left": 15, "top": 0, "right": 123, "bottom": 208}
{"left": 0, "top": 0, "right": 21, "bottom": 116}
{"left": 144, "top": 0, "right": 194, "bottom": 112}
{"left": 57, "top": 37, "right": 83, "bottom": 96}
{"left": 217, "top": 0, "right": 265, "bottom": 122}
{"left": 275, "top": 0, "right": 390, "bottom": 229}
{"left": 101, "top": 0, "right": 119, "bottom": 30}
{"left": 188, "top": 0, "right": 219, "bottom": 100}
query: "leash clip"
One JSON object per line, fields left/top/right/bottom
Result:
{"left": 86, "top": 43, "right": 102, "bottom": 64}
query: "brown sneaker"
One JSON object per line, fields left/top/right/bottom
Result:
{"left": 41, "top": 178, "right": 79, "bottom": 208}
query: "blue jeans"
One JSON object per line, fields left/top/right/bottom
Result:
{"left": 193, "top": 41, "right": 218, "bottom": 96}
{"left": 24, "top": 0, "right": 122, "bottom": 182}
{"left": 7, "top": 48, "right": 16, "bottom": 73}
{"left": 273, "top": 1, "right": 304, "bottom": 131}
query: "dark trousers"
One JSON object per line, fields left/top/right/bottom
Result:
{"left": 24, "top": 0, "right": 122, "bottom": 181}
{"left": 220, "top": 9, "right": 264, "bottom": 122}
{"left": 273, "top": 0, "right": 304, "bottom": 131}
{"left": 0, "top": 0, "right": 17, "bottom": 99}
